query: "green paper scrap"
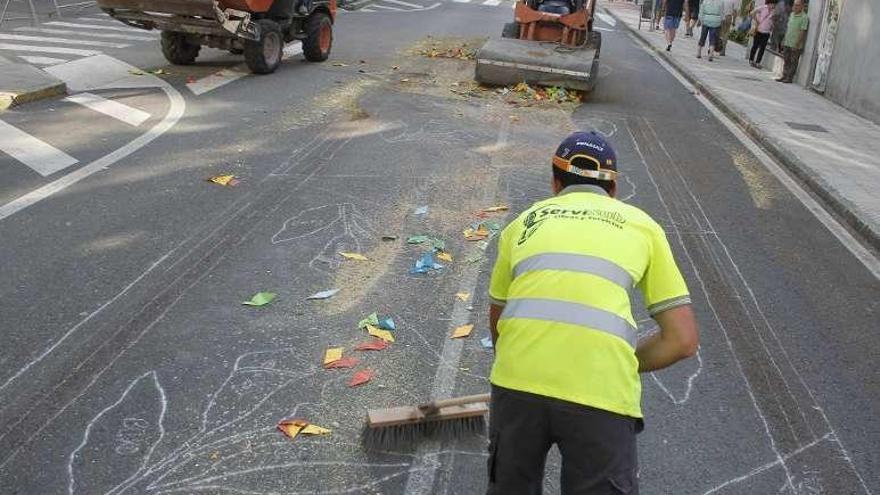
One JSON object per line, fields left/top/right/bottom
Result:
{"left": 430, "top": 238, "right": 446, "bottom": 251}
{"left": 407, "top": 235, "right": 429, "bottom": 244}
{"left": 358, "top": 312, "right": 379, "bottom": 329}
{"left": 243, "top": 292, "right": 277, "bottom": 306}
{"left": 465, "top": 253, "right": 485, "bottom": 264}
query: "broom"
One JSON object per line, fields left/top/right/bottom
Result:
{"left": 363, "top": 393, "right": 490, "bottom": 449}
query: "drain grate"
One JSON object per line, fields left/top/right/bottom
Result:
{"left": 785, "top": 121, "right": 830, "bottom": 133}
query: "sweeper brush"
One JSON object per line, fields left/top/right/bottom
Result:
{"left": 363, "top": 393, "right": 490, "bottom": 449}
{"left": 475, "top": 0, "right": 601, "bottom": 91}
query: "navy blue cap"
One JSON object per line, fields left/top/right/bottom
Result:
{"left": 552, "top": 131, "right": 618, "bottom": 181}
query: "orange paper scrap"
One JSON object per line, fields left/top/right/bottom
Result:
{"left": 451, "top": 324, "right": 474, "bottom": 339}
{"left": 277, "top": 418, "right": 309, "bottom": 440}
{"left": 325, "top": 356, "right": 359, "bottom": 369}
{"left": 349, "top": 369, "right": 375, "bottom": 387}
{"left": 355, "top": 339, "right": 389, "bottom": 351}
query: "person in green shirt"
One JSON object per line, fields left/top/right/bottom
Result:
{"left": 777, "top": 0, "right": 809, "bottom": 83}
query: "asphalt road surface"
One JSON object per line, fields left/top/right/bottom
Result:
{"left": 1, "top": 2, "right": 879, "bottom": 494}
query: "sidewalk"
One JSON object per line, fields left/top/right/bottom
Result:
{"left": 602, "top": 0, "right": 880, "bottom": 249}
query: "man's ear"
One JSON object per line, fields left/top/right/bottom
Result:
{"left": 552, "top": 176, "right": 564, "bottom": 194}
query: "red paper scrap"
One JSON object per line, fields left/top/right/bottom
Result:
{"left": 324, "top": 356, "right": 359, "bottom": 369}
{"left": 277, "top": 418, "right": 309, "bottom": 439}
{"left": 355, "top": 339, "right": 389, "bottom": 351}
{"left": 348, "top": 369, "right": 375, "bottom": 387}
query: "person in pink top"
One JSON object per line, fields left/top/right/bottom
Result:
{"left": 749, "top": 0, "right": 776, "bottom": 67}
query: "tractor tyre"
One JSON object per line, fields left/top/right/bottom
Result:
{"left": 244, "top": 19, "right": 284, "bottom": 74}
{"left": 303, "top": 12, "right": 333, "bottom": 62}
{"left": 501, "top": 22, "right": 519, "bottom": 38}
{"left": 161, "top": 31, "right": 200, "bottom": 65}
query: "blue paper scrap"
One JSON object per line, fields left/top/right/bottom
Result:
{"left": 481, "top": 337, "right": 494, "bottom": 349}
{"left": 378, "top": 317, "right": 396, "bottom": 331}
{"left": 307, "top": 289, "right": 340, "bottom": 300}
{"left": 414, "top": 205, "right": 429, "bottom": 215}
{"left": 411, "top": 252, "right": 444, "bottom": 274}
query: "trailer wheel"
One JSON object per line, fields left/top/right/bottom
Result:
{"left": 244, "top": 19, "right": 284, "bottom": 74}
{"left": 303, "top": 12, "right": 332, "bottom": 62}
{"left": 161, "top": 31, "right": 200, "bottom": 65}
{"left": 501, "top": 22, "right": 519, "bottom": 38}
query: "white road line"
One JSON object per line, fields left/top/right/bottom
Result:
{"left": 44, "top": 21, "right": 150, "bottom": 33}
{"left": 0, "top": 55, "right": 186, "bottom": 223}
{"left": 188, "top": 43, "right": 302, "bottom": 96}
{"left": 66, "top": 92, "right": 151, "bottom": 127}
{"left": 0, "top": 43, "right": 100, "bottom": 57}
{"left": 382, "top": 0, "right": 425, "bottom": 8}
{"left": 0, "top": 120, "right": 79, "bottom": 176}
{"left": 371, "top": 4, "right": 407, "bottom": 10}
{"left": 621, "top": 28, "right": 880, "bottom": 279}
{"left": 360, "top": 7, "right": 377, "bottom": 11}
{"left": 75, "top": 16, "right": 127, "bottom": 24}
{"left": 453, "top": 0, "right": 471, "bottom": 3}
{"left": 0, "top": 33, "right": 129, "bottom": 48}
{"left": 18, "top": 55, "right": 69, "bottom": 65}
{"left": 595, "top": 11, "right": 617, "bottom": 27}
{"left": 483, "top": 0, "right": 502, "bottom": 5}
{"left": 15, "top": 26, "right": 156, "bottom": 41}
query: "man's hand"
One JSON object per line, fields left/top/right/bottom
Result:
{"left": 489, "top": 303, "right": 504, "bottom": 349}
{"left": 636, "top": 305, "right": 699, "bottom": 372}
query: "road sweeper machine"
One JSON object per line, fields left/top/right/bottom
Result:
{"left": 475, "top": 0, "right": 601, "bottom": 91}
{"left": 95, "top": 0, "right": 335, "bottom": 74}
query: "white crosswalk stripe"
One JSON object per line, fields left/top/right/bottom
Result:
{"left": 482, "top": 0, "right": 502, "bottom": 5}
{"left": 65, "top": 92, "right": 151, "bottom": 127}
{"left": 15, "top": 26, "right": 156, "bottom": 41}
{"left": 44, "top": 21, "right": 149, "bottom": 33}
{"left": 187, "top": 43, "right": 303, "bottom": 96}
{"left": 18, "top": 55, "right": 70, "bottom": 66}
{"left": 371, "top": 4, "right": 407, "bottom": 10}
{"left": 381, "top": 0, "right": 427, "bottom": 7}
{"left": 0, "top": 43, "right": 101, "bottom": 57}
{"left": 0, "top": 33, "right": 129, "bottom": 48}
{"left": 0, "top": 120, "right": 78, "bottom": 176}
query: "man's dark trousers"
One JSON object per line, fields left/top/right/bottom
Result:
{"left": 782, "top": 46, "right": 802, "bottom": 82}
{"left": 486, "top": 385, "right": 640, "bottom": 494}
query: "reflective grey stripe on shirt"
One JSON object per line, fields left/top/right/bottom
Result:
{"left": 513, "top": 253, "right": 634, "bottom": 289}
{"left": 500, "top": 298, "right": 637, "bottom": 348}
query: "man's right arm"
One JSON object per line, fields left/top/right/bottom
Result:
{"left": 636, "top": 304, "right": 699, "bottom": 372}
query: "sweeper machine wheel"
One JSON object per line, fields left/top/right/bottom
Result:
{"left": 244, "top": 19, "right": 284, "bottom": 74}
{"left": 161, "top": 31, "right": 201, "bottom": 65}
{"left": 303, "top": 11, "right": 333, "bottom": 62}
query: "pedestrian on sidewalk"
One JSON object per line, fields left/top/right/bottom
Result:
{"left": 663, "top": 0, "right": 687, "bottom": 51}
{"left": 684, "top": 0, "right": 699, "bottom": 37}
{"left": 748, "top": 0, "right": 776, "bottom": 68}
{"left": 486, "top": 131, "right": 699, "bottom": 495}
{"left": 653, "top": 0, "right": 664, "bottom": 30}
{"left": 697, "top": 0, "right": 724, "bottom": 61}
{"left": 776, "top": 0, "right": 809, "bottom": 83}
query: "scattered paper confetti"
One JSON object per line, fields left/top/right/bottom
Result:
{"left": 323, "top": 347, "right": 343, "bottom": 365}
{"left": 339, "top": 252, "right": 369, "bottom": 261}
{"left": 332, "top": 62, "right": 349, "bottom": 67}
{"left": 128, "top": 69, "right": 145, "bottom": 75}
{"left": 301, "top": 424, "right": 332, "bottom": 435}
{"left": 277, "top": 418, "right": 309, "bottom": 439}
{"left": 208, "top": 174, "right": 240, "bottom": 186}
{"left": 209, "top": 451, "right": 220, "bottom": 460}
{"left": 349, "top": 369, "right": 375, "bottom": 387}
{"left": 411, "top": 252, "right": 444, "bottom": 274}
{"left": 242, "top": 292, "right": 276, "bottom": 306}
{"left": 481, "top": 336, "right": 494, "bottom": 349}
{"left": 377, "top": 317, "right": 396, "bottom": 331}
{"left": 414, "top": 205, "right": 429, "bottom": 215}
{"left": 356, "top": 339, "right": 389, "bottom": 351}
{"left": 325, "top": 356, "right": 359, "bottom": 369}
{"left": 451, "top": 324, "right": 474, "bottom": 339}
{"left": 151, "top": 69, "right": 169, "bottom": 75}
{"left": 407, "top": 235, "right": 429, "bottom": 244}
{"left": 437, "top": 252, "right": 453, "bottom": 262}
{"left": 484, "top": 205, "right": 509, "bottom": 212}
{"left": 307, "top": 289, "right": 340, "bottom": 300}
{"left": 456, "top": 292, "right": 470, "bottom": 301}
{"left": 430, "top": 238, "right": 446, "bottom": 251}
{"left": 358, "top": 312, "right": 379, "bottom": 329}
{"left": 367, "top": 324, "right": 395, "bottom": 343}
{"left": 382, "top": 235, "right": 399, "bottom": 241}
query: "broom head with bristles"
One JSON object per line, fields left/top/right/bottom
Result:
{"left": 363, "top": 402, "right": 488, "bottom": 450}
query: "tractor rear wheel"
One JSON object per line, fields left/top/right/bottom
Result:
{"left": 303, "top": 12, "right": 332, "bottom": 62}
{"left": 501, "top": 22, "right": 519, "bottom": 38}
{"left": 244, "top": 19, "right": 284, "bottom": 74}
{"left": 161, "top": 31, "right": 200, "bottom": 65}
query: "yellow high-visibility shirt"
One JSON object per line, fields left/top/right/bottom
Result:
{"left": 489, "top": 184, "right": 691, "bottom": 418}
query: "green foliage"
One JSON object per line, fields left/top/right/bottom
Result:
{"left": 729, "top": 28, "right": 749, "bottom": 46}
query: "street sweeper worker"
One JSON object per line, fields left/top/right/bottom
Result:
{"left": 486, "top": 131, "right": 699, "bottom": 494}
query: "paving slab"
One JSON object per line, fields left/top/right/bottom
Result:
{"left": 0, "top": 57, "right": 66, "bottom": 111}
{"left": 602, "top": 0, "right": 880, "bottom": 249}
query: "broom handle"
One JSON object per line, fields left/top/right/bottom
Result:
{"left": 420, "top": 393, "right": 491, "bottom": 414}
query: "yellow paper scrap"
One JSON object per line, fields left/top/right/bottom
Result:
{"left": 301, "top": 424, "right": 332, "bottom": 435}
{"left": 323, "top": 347, "right": 343, "bottom": 365}
{"left": 367, "top": 324, "right": 395, "bottom": 343}
{"left": 451, "top": 324, "right": 474, "bottom": 339}
{"left": 437, "top": 252, "right": 453, "bottom": 262}
{"left": 456, "top": 292, "right": 470, "bottom": 302}
{"left": 485, "top": 205, "right": 509, "bottom": 212}
{"left": 277, "top": 419, "right": 308, "bottom": 440}
{"left": 209, "top": 174, "right": 237, "bottom": 186}
{"left": 339, "top": 252, "right": 369, "bottom": 261}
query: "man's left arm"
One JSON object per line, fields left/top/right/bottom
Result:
{"left": 797, "top": 18, "right": 808, "bottom": 49}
